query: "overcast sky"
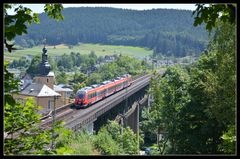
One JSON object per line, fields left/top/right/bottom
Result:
{"left": 7, "top": 4, "right": 198, "bottom": 14}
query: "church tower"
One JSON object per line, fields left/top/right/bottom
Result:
{"left": 40, "top": 47, "right": 51, "bottom": 75}
{"left": 33, "top": 46, "right": 55, "bottom": 89}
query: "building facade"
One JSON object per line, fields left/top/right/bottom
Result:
{"left": 15, "top": 47, "right": 73, "bottom": 115}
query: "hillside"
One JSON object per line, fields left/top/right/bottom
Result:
{"left": 15, "top": 7, "right": 209, "bottom": 57}
{"left": 4, "top": 43, "right": 153, "bottom": 61}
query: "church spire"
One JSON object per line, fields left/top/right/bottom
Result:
{"left": 39, "top": 45, "right": 51, "bottom": 75}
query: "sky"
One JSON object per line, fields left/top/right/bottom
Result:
{"left": 7, "top": 4, "right": 198, "bottom": 15}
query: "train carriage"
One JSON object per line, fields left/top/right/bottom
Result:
{"left": 95, "top": 84, "right": 106, "bottom": 101}
{"left": 74, "top": 74, "right": 132, "bottom": 109}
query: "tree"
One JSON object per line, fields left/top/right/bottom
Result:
{"left": 73, "top": 83, "right": 86, "bottom": 94}
{"left": 4, "top": 62, "right": 54, "bottom": 154}
{"left": 48, "top": 56, "right": 57, "bottom": 72}
{"left": 145, "top": 4, "right": 236, "bottom": 154}
{"left": 94, "top": 120, "right": 140, "bottom": 155}
{"left": 54, "top": 127, "right": 97, "bottom": 155}
{"left": 9, "top": 57, "right": 30, "bottom": 69}
{"left": 56, "top": 71, "right": 68, "bottom": 84}
{"left": 105, "top": 121, "right": 139, "bottom": 154}
{"left": 9, "top": 7, "right": 208, "bottom": 57}
{"left": 192, "top": 3, "right": 236, "bottom": 154}
{"left": 75, "top": 52, "right": 82, "bottom": 67}
{"left": 94, "top": 126, "right": 122, "bottom": 155}
{"left": 142, "top": 6, "right": 236, "bottom": 154}
{"left": 57, "top": 53, "right": 73, "bottom": 70}
{"left": 4, "top": 97, "right": 53, "bottom": 154}
{"left": 72, "top": 72, "right": 87, "bottom": 83}
{"left": 26, "top": 55, "right": 41, "bottom": 77}
{"left": 4, "top": 4, "right": 64, "bottom": 155}
{"left": 145, "top": 67, "right": 190, "bottom": 154}
{"left": 87, "top": 73, "right": 102, "bottom": 85}
{"left": 4, "top": 4, "right": 64, "bottom": 52}
{"left": 193, "top": 4, "right": 236, "bottom": 32}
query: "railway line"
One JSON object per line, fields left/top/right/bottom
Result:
{"left": 4, "top": 73, "right": 153, "bottom": 139}
{"left": 40, "top": 73, "right": 152, "bottom": 130}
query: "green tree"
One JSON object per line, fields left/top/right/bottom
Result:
{"left": 141, "top": 3, "right": 236, "bottom": 154}
{"left": 9, "top": 57, "right": 30, "bottom": 69}
{"left": 54, "top": 128, "right": 97, "bottom": 155}
{"left": 144, "top": 21, "right": 236, "bottom": 154}
{"left": 193, "top": 4, "right": 236, "bottom": 32}
{"left": 146, "top": 67, "right": 190, "bottom": 154}
{"left": 4, "top": 4, "right": 64, "bottom": 52}
{"left": 94, "top": 126, "right": 122, "bottom": 155}
{"left": 192, "top": 3, "right": 236, "bottom": 154}
{"left": 4, "top": 62, "right": 65, "bottom": 155}
{"left": 56, "top": 71, "right": 68, "bottom": 84}
{"left": 93, "top": 120, "right": 141, "bottom": 155}
{"left": 102, "top": 120, "right": 140, "bottom": 155}
{"left": 48, "top": 56, "right": 57, "bottom": 72}
{"left": 57, "top": 53, "right": 73, "bottom": 70}
{"left": 73, "top": 83, "right": 86, "bottom": 94}
{"left": 26, "top": 55, "right": 41, "bottom": 77}
{"left": 72, "top": 71, "right": 87, "bottom": 83}
{"left": 4, "top": 3, "right": 64, "bottom": 155}
{"left": 87, "top": 72, "right": 102, "bottom": 85}
{"left": 4, "top": 84, "right": 52, "bottom": 154}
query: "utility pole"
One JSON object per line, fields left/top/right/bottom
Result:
{"left": 137, "top": 101, "right": 140, "bottom": 155}
{"left": 125, "top": 80, "right": 128, "bottom": 114}
{"left": 121, "top": 116, "right": 123, "bottom": 151}
{"left": 152, "top": 58, "right": 154, "bottom": 72}
{"left": 119, "top": 114, "right": 124, "bottom": 152}
{"left": 51, "top": 95, "right": 59, "bottom": 150}
{"left": 147, "top": 94, "right": 150, "bottom": 112}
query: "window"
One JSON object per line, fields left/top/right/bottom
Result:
{"left": 47, "top": 78, "right": 49, "bottom": 83}
{"left": 48, "top": 100, "right": 51, "bottom": 109}
{"left": 100, "top": 90, "right": 105, "bottom": 95}
{"left": 88, "top": 92, "right": 96, "bottom": 99}
{"left": 77, "top": 92, "right": 85, "bottom": 99}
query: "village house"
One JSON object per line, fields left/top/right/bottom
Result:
{"left": 14, "top": 47, "right": 73, "bottom": 115}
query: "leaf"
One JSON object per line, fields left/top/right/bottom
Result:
{"left": 205, "top": 21, "right": 213, "bottom": 32}
{"left": 33, "top": 13, "right": 40, "bottom": 24}
{"left": 4, "top": 94, "right": 16, "bottom": 106}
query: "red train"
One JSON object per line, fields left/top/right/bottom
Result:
{"left": 74, "top": 74, "right": 132, "bottom": 108}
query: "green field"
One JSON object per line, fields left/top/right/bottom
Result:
{"left": 4, "top": 43, "right": 153, "bottom": 62}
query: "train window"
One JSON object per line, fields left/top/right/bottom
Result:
{"left": 110, "top": 86, "right": 114, "bottom": 91}
{"left": 77, "top": 91, "right": 85, "bottom": 99}
{"left": 88, "top": 92, "right": 97, "bottom": 99}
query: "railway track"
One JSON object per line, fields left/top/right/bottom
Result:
{"left": 5, "top": 73, "right": 153, "bottom": 138}
{"left": 65, "top": 73, "right": 151, "bottom": 130}
{"left": 40, "top": 73, "right": 152, "bottom": 129}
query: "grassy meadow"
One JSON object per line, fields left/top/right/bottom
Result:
{"left": 4, "top": 43, "right": 153, "bottom": 62}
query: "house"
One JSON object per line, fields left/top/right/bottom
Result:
{"left": 14, "top": 47, "right": 73, "bottom": 115}
{"left": 20, "top": 74, "right": 33, "bottom": 90}
{"left": 14, "top": 83, "right": 61, "bottom": 115}
{"left": 54, "top": 85, "right": 73, "bottom": 105}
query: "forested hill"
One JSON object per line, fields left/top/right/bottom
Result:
{"left": 15, "top": 7, "right": 209, "bottom": 57}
